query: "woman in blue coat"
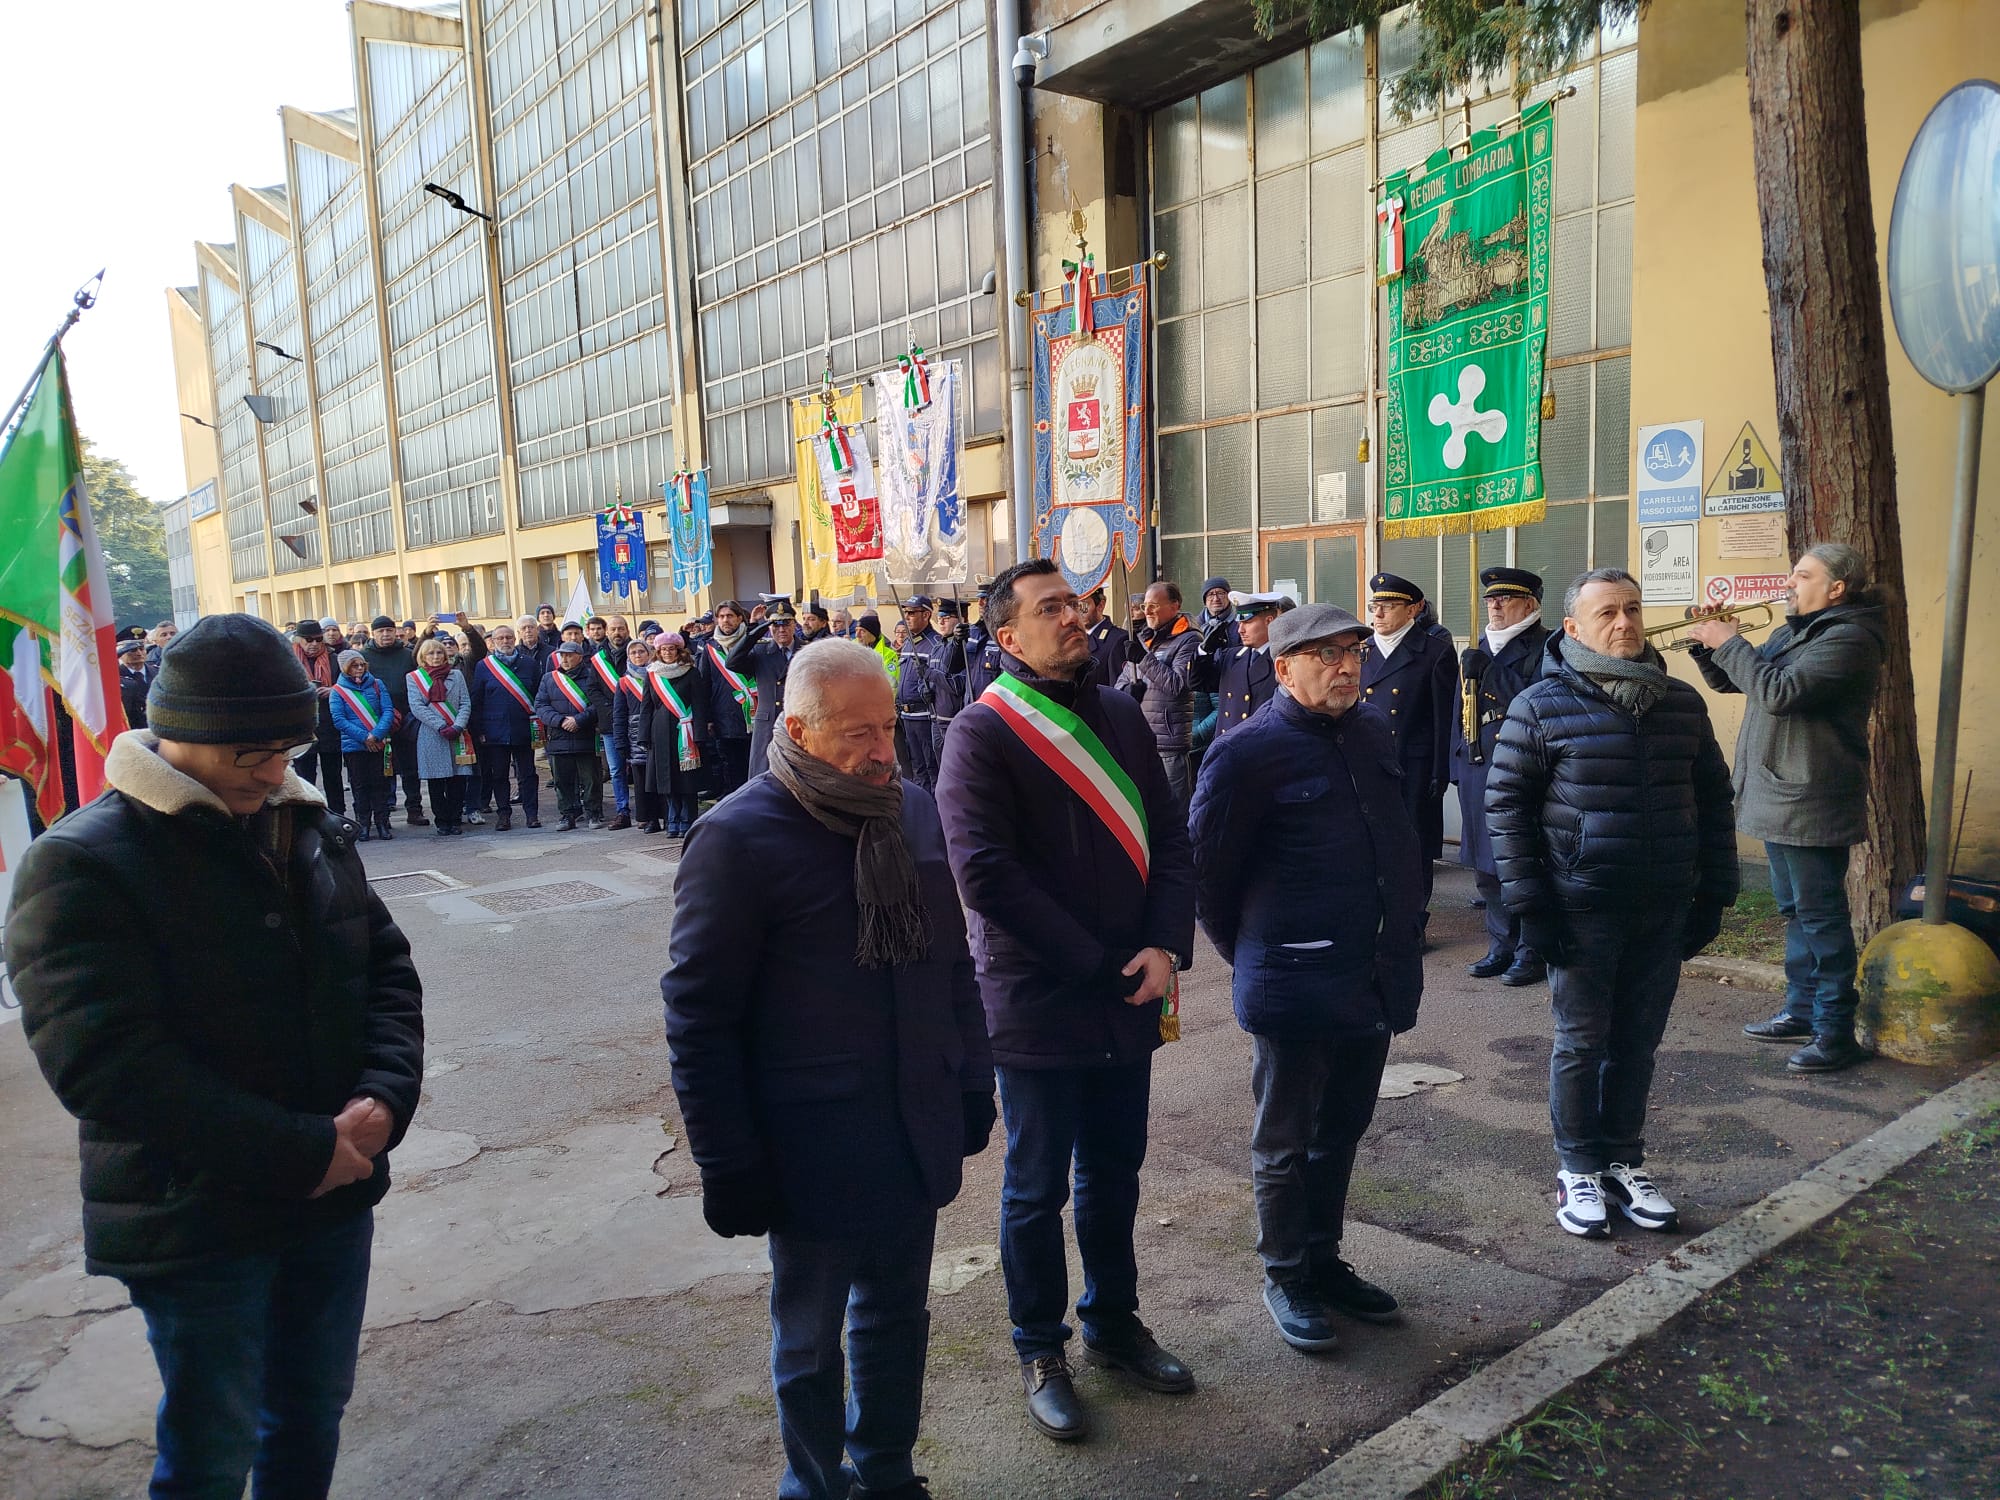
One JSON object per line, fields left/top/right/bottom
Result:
{"left": 406, "top": 638, "right": 473, "bottom": 835}
{"left": 329, "top": 650, "right": 396, "bottom": 840}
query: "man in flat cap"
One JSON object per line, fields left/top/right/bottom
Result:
{"left": 1455, "top": 568, "right": 1553, "bottom": 986}
{"left": 727, "top": 596, "right": 802, "bottom": 778}
{"left": 9, "top": 615, "right": 424, "bottom": 1496}
{"left": 1193, "top": 591, "right": 1292, "bottom": 737}
{"left": 1360, "top": 573, "right": 1458, "bottom": 913}
{"left": 1191, "top": 604, "right": 1421, "bottom": 1353}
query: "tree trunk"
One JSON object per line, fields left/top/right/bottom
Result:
{"left": 1743, "top": 0, "right": 1926, "bottom": 940}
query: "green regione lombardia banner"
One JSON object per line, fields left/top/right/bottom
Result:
{"left": 1380, "top": 98, "right": 1554, "bottom": 538}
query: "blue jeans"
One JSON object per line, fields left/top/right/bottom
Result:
{"left": 1766, "top": 843, "right": 1859, "bottom": 1039}
{"left": 768, "top": 1216, "right": 937, "bottom": 1500}
{"left": 1547, "top": 910, "right": 1683, "bottom": 1174}
{"left": 125, "top": 1209, "right": 374, "bottom": 1500}
{"left": 601, "top": 732, "right": 629, "bottom": 815}
{"left": 996, "top": 1060, "right": 1152, "bottom": 1360}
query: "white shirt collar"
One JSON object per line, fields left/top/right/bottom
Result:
{"left": 1372, "top": 620, "right": 1416, "bottom": 658}
{"left": 1485, "top": 614, "right": 1539, "bottom": 653}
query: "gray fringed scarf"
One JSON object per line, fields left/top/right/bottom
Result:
{"left": 765, "top": 730, "right": 930, "bottom": 968}
{"left": 1564, "top": 638, "right": 1671, "bottom": 717}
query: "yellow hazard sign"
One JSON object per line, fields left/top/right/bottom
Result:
{"left": 1704, "top": 422, "right": 1784, "bottom": 515}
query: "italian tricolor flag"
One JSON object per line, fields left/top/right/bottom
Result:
{"left": 0, "top": 349, "right": 128, "bottom": 815}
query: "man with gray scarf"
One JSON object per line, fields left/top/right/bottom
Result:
{"left": 663, "top": 639, "right": 994, "bottom": 1500}
{"left": 1487, "top": 569, "right": 1737, "bottom": 1242}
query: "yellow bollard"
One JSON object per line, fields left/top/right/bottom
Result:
{"left": 1856, "top": 919, "right": 2000, "bottom": 1066}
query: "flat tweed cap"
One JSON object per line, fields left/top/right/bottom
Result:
{"left": 1268, "top": 602, "right": 1367, "bottom": 657}
{"left": 146, "top": 614, "right": 319, "bottom": 745}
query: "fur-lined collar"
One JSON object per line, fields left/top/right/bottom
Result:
{"left": 105, "top": 730, "right": 327, "bottom": 818}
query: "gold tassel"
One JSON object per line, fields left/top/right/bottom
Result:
{"left": 1356, "top": 433, "right": 1371, "bottom": 464}
{"left": 1159, "top": 973, "right": 1182, "bottom": 1043}
{"left": 1540, "top": 375, "right": 1556, "bottom": 421}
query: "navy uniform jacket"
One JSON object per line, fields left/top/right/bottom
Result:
{"left": 897, "top": 625, "right": 950, "bottom": 719}
{"left": 1190, "top": 693, "right": 1424, "bottom": 1039}
{"left": 962, "top": 625, "right": 1003, "bottom": 706}
{"left": 936, "top": 654, "right": 1195, "bottom": 1069}
{"left": 1191, "top": 644, "right": 1278, "bottom": 735}
{"left": 726, "top": 628, "right": 798, "bottom": 776}
{"left": 1086, "top": 618, "right": 1129, "bottom": 688}
{"left": 662, "top": 775, "right": 993, "bottom": 1235}
{"left": 1452, "top": 621, "right": 1550, "bottom": 875}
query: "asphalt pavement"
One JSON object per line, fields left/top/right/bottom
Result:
{"left": 0, "top": 815, "right": 1976, "bottom": 1500}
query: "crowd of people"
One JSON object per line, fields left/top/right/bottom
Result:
{"left": 13, "top": 541, "right": 1888, "bottom": 1500}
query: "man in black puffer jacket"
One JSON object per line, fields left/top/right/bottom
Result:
{"left": 7, "top": 614, "right": 424, "bottom": 1499}
{"left": 1487, "top": 569, "right": 1736, "bottom": 1245}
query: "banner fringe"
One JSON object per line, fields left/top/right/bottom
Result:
{"left": 1381, "top": 500, "right": 1548, "bottom": 540}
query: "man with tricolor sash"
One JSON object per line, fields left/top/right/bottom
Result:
{"left": 1190, "top": 603, "right": 1424, "bottom": 1355}
{"left": 467, "top": 622, "right": 543, "bottom": 830}
{"left": 936, "top": 558, "right": 1197, "bottom": 1445}
{"left": 534, "top": 639, "right": 610, "bottom": 831}
{"left": 584, "top": 629, "right": 634, "bottom": 830}
{"left": 698, "top": 600, "right": 757, "bottom": 798}
{"left": 727, "top": 596, "right": 801, "bottom": 780}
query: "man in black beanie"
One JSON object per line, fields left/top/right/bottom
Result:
{"left": 6, "top": 614, "right": 425, "bottom": 1498}
{"left": 361, "top": 615, "right": 427, "bottom": 826}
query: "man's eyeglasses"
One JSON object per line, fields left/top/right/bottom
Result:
{"left": 1295, "top": 641, "right": 1368, "bottom": 666}
{"left": 233, "top": 743, "right": 318, "bottom": 768}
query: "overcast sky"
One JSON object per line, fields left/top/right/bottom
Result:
{"left": 0, "top": 1, "right": 360, "bottom": 508}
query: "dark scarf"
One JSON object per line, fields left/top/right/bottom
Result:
{"left": 1564, "top": 638, "right": 1670, "bottom": 717}
{"left": 765, "top": 729, "right": 929, "bottom": 969}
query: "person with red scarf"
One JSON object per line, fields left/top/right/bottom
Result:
{"left": 291, "top": 621, "right": 346, "bottom": 817}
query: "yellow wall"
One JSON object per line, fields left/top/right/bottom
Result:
{"left": 1633, "top": 0, "right": 2000, "bottom": 867}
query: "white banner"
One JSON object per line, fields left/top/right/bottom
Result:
{"left": 871, "top": 360, "right": 967, "bottom": 587}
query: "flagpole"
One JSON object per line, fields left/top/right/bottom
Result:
{"left": 0, "top": 274, "right": 102, "bottom": 441}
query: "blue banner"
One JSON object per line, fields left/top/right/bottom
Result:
{"left": 666, "top": 471, "right": 712, "bottom": 594}
{"left": 596, "top": 507, "right": 648, "bottom": 597}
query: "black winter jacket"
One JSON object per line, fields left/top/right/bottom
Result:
{"left": 1486, "top": 636, "right": 1738, "bottom": 917}
{"left": 8, "top": 733, "right": 424, "bottom": 1278}
{"left": 534, "top": 661, "right": 612, "bottom": 754}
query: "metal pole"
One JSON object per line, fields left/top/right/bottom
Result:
{"left": 994, "top": 0, "right": 1036, "bottom": 566}
{"left": 1922, "top": 383, "right": 1985, "bottom": 925}
{"left": 0, "top": 311, "right": 81, "bottom": 439}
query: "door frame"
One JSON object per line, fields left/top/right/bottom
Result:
{"left": 1260, "top": 522, "right": 1369, "bottom": 608}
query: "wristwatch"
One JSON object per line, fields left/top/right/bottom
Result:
{"left": 1157, "top": 947, "right": 1181, "bottom": 969}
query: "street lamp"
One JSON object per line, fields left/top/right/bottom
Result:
{"left": 423, "top": 182, "right": 494, "bottom": 223}
{"left": 255, "top": 340, "right": 301, "bottom": 362}
{"left": 179, "top": 412, "right": 215, "bottom": 429}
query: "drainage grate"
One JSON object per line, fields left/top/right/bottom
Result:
{"left": 368, "top": 870, "right": 458, "bottom": 898}
{"left": 472, "top": 880, "right": 616, "bottom": 915}
{"left": 634, "top": 842, "right": 683, "bottom": 859}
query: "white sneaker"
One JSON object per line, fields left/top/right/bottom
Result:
{"left": 1603, "top": 1162, "right": 1678, "bottom": 1230}
{"left": 1556, "top": 1170, "right": 1609, "bottom": 1238}
{"left": 464, "top": 810, "right": 485, "bottom": 825}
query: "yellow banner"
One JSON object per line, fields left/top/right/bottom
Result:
{"left": 793, "top": 386, "right": 867, "bottom": 598}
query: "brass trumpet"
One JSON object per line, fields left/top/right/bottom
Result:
{"left": 1643, "top": 600, "right": 1778, "bottom": 651}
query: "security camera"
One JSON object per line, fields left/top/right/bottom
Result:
{"left": 1013, "top": 31, "right": 1049, "bottom": 91}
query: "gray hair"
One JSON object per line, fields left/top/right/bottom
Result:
{"left": 1804, "top": 541, "right": 1869, "bottom": 599}
{"left": 1562, "top": 567, "right": 1641, "bottom": 619}
{"left": 785, "top": 638, "right": 890, "bottom": 726}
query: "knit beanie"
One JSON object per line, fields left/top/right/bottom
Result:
{"left": 146, "top": 615, "right": 320, "bottom": 745}
{"left": 337, "top": 649, "right": 368, "bottom": 672}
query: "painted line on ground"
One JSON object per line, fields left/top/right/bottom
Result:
{"left": 1282, "top": 1058, "right": 2000, "bottom": 1500}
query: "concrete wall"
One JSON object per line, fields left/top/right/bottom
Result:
{"left": 1632, "top": 0, "right": 2000, "bottom": 869}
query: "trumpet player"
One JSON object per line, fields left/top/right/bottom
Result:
{"left": 1686, "top": 544, "right": 1887, "bottom": 1075}
{"left": 1453, "top": 568, "right": 1553, "bottom": 985}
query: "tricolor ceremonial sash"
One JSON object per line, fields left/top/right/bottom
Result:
{"left": 409, "top": 666, "right": 437, "bottom": 698}
{"left": 980, "top": 674, "right": 1149, "bottom": 881}
{"left": 706, "top": 642, "right": 758, "bottom": 731}
{"left": 650, "top": 668, "right": 702, "bottom": 769}
{"left": 550, "top": 669, "right": 590, "bottom": 712}
{"left": 482, "top": 655, "right": 535, "bottom": 714}
{"left": 590, "top": 649, "right": 621, "bottom": 693}
{"left": 622, "top": 669, "right": 648, "bottom": 699}
{"left": 332, "top": 681, "right": 383, "bottom": 736}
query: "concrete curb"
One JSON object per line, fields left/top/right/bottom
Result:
{"left": 1281, "top": 1059, "right": 2000, "bottom": 1500}
{"left": 1682, "top": 954, "right": 1787, "bottom": 990}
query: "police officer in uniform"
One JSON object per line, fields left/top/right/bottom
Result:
{"left": 1360, "top": 573, "right": 1459, "bottom": 910}
{"left": 895, "top": 594, "right": 951, "bottom": 790}
{"left": 963, "top": 581, "right": 1005, "bottom": 705}
{"left": 1192, "top": 591, "right": 1292, "bottom": 736}
{"left": 1455, "top": 568, "right": 1553, "bottom": 985}
{"left": 727, "top": 596, "right": 801, "bottom": 778}
{"left": 1081, "top": 587, "right": 1129, "bottom": 686}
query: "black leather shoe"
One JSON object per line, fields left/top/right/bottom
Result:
{"left": 1020, "top": 1354, "right": 1087, "bottom": 1442}
{"left": 1787, "top": 1034, "right": 1872, "bottom": 1074}
{"left": 1467, "top": 949, "right": 1513, "bottom": 979}
{"left": 1081, "top": 1325, "right": 1195, "bottom": 1393}
{"left": 1744, "top": 1013, "right": 1813, "bottom": 1043}
{"left": 1500, "top": 957, "right": 1548, "bottom": 987}
{"left": 852, "top": 1478, "right": 932, "bottom": 1500}
{"left": 1315, "top": 1259, "right": 1401, "bottom": 1324}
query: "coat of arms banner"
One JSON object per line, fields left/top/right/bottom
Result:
{"left": 664, "top": 470, "right": 711, "bottom": 594}
{"left": 1030, "top": 256, "right": 1152, "bottom": 598}
{"left": 871, "top": 354, "right": 967, "bottom": 587}
{"left": 1381, "top": 98, "right": 1555, "bottom": 538}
